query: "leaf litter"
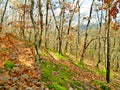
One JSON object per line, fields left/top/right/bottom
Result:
{"left": 0, "top": 33, "right": 48, "bottom": 90}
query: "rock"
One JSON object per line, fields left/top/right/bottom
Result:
{"left": 12, "top": 77, "right": 18, "bottom": 83}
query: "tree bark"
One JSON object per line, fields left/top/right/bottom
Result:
{"left": 96, "top": 1, "right": 103, "bottom": 68}
{"left": 38, "top": 0, "right": 43, "bottom": 48}
{"left": 45, "top": 0, "right": 50, "bottom": 49}
{"left": 106, "top": 6, "right": 111, "bottom": 83}
{"left": 0, "top": 0, "right": 8, "bottom": 32}
{"left": 30, "top": 0, "right": 41, "bottom": 61}
{"left": 80, "top": 0, "right": 94, "bottom": 63}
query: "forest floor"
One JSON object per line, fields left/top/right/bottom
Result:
{"left": 0, "top": 33, "right": 120, "bottom": 90}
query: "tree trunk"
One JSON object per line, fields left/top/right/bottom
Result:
{"left": 76, "top": 1, "right": 81, "bottom": 60}
{"left": 106, "top": 6, "right": 111, "bottom": 83}
{"left": 45, "top": 0, "right": 50, "bottom": 49}
{"left": 0, "top": 0, "right": 8, "bottom": 32}
{"left": 30, "top": 0, "right": 41, "bottom": 61}
{"left": 80, "top": 0, "right": 94, "bottom": 63}
{"left": 38, "top": 0, "right": 43, "bottom": 48}
{"left": 22, "top": 0, "right": 27, "bottom": 39}
{"left": 96, "top": 1, "right": 103, "bottom": 68}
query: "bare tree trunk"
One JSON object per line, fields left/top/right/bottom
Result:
{"left": 45, "top": 0, "right": 50, "bottom": 49}
{"left": 22, "top": 0, "right": 27, "bottom": 39}
{"left": 51, "top": 3, "right": 60, "bottom": 52}
{"left": 51, "top": 0, "right": 65, "bottom": 54}
{"left": 77, "top": 3, "right": 80, "bottom": 45}
{"left": 0, "top": 0, "right": 8, "bottom": 32}
{"left": 38, "top": 0, "right": 43, "bottom": 48}
{"left": 96, "top": 1, "right": 103, "bottom": 68}
{"left": 80, "top": 0, "right": 94, "bottom": 63}
{"left": 58, "top": 0, "right": 65, "bottom": 54}
{"left": 106, "top": 6, "right": 111, "bottom": 83}
{"left": 103, "top": 10, "right": 107, "bottom": 65}
{"left": 64, "top": 1, "right": 75, "bottom": 52}
{"left": 76, "top": 1, "right": 81, "bottom": 60}
{"left": 30, "top": 0, "right": 40, "bottom": 61}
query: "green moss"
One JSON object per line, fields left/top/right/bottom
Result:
{"left": 55, "top": 53, "right": 70, "bottom": 60}
{"left": 96, "top": 68, "right": 106, "bottom": 76}
{"left": 40, "top": 60, "right": 75, "bottom": 89}
{"left": 92, "top": 80, "right": 111, "bottom": 90}
{"left": 74, "top": 61, "right": 84, "bottom": 67}
{"left": 74, "top": 61, "right": 93, "bottom": 72}
{"left": 47, "top": 83, "right": 67, "bottom": 90}
{"left": 4, "top": 60, "right": 15, "bottom": 69}
{"left": 96, "top": 68, "right": 114, "bottom": 77}
{"left": 40, "top": 51, "right": 48, "bottom": 57}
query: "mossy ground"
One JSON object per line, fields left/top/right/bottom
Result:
{"left": 92, "top": 80, "right": 111, "bottom": 90}
{"left": 40, "top": 59, "right": 88, "bottom": 90}
{"left": 39, "top": 50, "right": 120, "bottom": 90}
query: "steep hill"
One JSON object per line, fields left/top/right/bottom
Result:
{"left": 0, "top": 33, "right": 120, "bottom": 90}
{"left": 0, "top": 33, "right": 47, "bottom": 90}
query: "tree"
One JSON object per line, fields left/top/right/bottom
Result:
{"left": 80, "top": 0, "right": 95, "bottom": 63}
{"left": 38, "top": 0, "right": 43, "bottom": 48}
{"left": 30, "top": 0, "right": 41, "bottom": 61}
{"left": 98, "top": 0, "right": 120, "bottom": 83}
{"left": 0, "top": 0, "right": 8, "bottom": 32}
{"left": 95, "top": 1, "right": 103, "bottom": 68}
{"left": 45, "top": 0, "right": 50, "bottom": 49}
{"left": 50, "top": 0, "right": 65, "bottom": 54}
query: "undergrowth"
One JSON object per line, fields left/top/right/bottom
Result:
{"left": 40, "top": 59, "right": 87, "bottom": 90}
{"left": 92, "top": 80, "right": 111, "bottom": 90}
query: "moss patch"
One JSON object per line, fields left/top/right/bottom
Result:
{"left": 47, "top": 83, "right": 67, "bottom": 90}
{"left": 55, "top": 53, "right": 70, "bottom": 60}
{"left": 4, "top": 60, "right": 15, "bottom": 69}
{"left": 92, "top": 80, "right": 111, "bottom": 90}
{"left": 40, "top": 60, "right": 85, "bottom": 89}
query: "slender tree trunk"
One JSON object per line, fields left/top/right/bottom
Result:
{"left": 0, "top": 0, "right": 8, "bottom": 32}
{"left": 30, "top": 0, "right": 40, "bottom": 61}
{"left": 96, "top": 1, "right": 103, "bottom": 67}
{"left": 106, "top": 6, "right": 111, "bottom": 83}
{"left": 50, "top": 6, "right": 59, "bottom": 52}
{"left": 76, "top": 1, "right": 81, "bottom": 60}
{"left": 22, "top": 0, "right": 27, "bottom": 39}
{"left": 103, "top": 10, "right": 107, "bottom": 64}
{"left": 51, "top": 0, "right": 65, "bottom": 54}
{"left": 58, "top": 0, "right": 65, "bottom": 54}
{"left": 45, "top": 0, "right": 50, "bottom": 49}
{"left": 80, "top": 0, "right": 94, "bottom": 63}
{"left": 77, "top": 3, "right": 80, "bottom": 45}
{"left": 65, "top": 0, "right": 77, "bottom": 52}
{"left": 38, "top": 0, "right": 43, "bottom": 48}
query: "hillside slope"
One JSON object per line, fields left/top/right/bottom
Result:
{"left": 0, "top": 33, "right": 120, "bottom": 90}
{"left": 0, "top": 33, "right": 47, "bottom": 90}
{"left": 40, "top": 51, "right": 116, "bottom": 90}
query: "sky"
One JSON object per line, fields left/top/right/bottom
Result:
{"left": 80, "top": 0, "right": 92, "bottom": 14}
{"left": 67, "top": 0, "right": 94, "bottom": 26}
{"left": 52, "top": 0, "right": 94, "bottom": 27}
